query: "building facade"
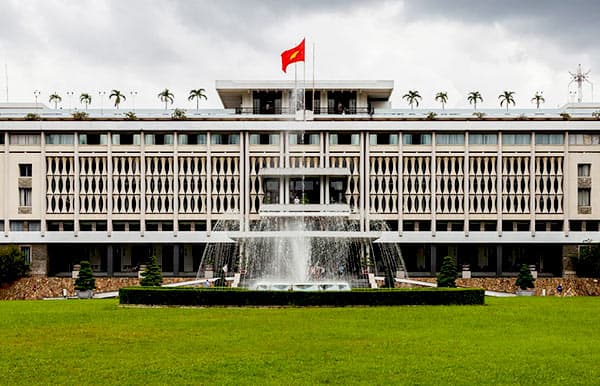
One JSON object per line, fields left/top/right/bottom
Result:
{"left": 0, "top": 80, "right": 599, "bottom": 278}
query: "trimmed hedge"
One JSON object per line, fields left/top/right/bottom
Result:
{"left": 119, "top": 287, "right": 484, "bottom": 307}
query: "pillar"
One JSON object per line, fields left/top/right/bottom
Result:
{"left": 430, "top": 245, "right": 437, "bottom": 275}
{"left": 173, "top": 244, "right": 180, "bottom": 275}
{"left": 106, "top": 245, "right": 114, "bottom": 276}
{"left": 496, "top": 245, "right": 502, "bottom": 276}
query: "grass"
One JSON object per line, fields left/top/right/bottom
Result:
{"left": 0, "top": 297, "right": 598, "bottom": 385}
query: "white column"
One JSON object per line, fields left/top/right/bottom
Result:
{"left": 74, "top": 133, "right": 80, "bottom": 235}
{"left": 398, "top": 130, "right": 403, "bottom": 235}
{"left": 464, "top": 132, "right": 470, "bottom": 236}
{"left": 530, "top": 132, "right": 536, "bottom": 236}
{"left": 206, "top": 132, "right": 212, "bottom": 234}
{"left": 107, "top": 133, "right": 113, "bottom": 235}
{"left": 431, "top": 132, "right": 437, "bottom": 236}
{"left": 173, "top": 132, "right": 179, "bottom": 236}
{"left": 563, "top": 131, "right": 569, "bottom": 235}
{"left": 139, "top": 132, "right": 146, "bottom": 234}
{"left": 40, "top": 132, "right": 47, "bottom": 235}
{"left": 3, "top": 132, "right": 8, "bottom": 235}
{"left": 497, "top": 132, "right": 503, "bottom": 236}
{"left": 362, "top": 131, "right": 369, "bottom": 232}
{"left": 239, "top": 131, "right": 245, "bottom": 231}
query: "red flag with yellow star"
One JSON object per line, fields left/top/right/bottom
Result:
{"left": 281, "top": 38, "right": 305, "bottom": 73}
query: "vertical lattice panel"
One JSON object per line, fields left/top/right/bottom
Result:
{"left": 289, "top": 156, "right": 321, "bottom": 168}
{"left": 402, "top": 156, "right": 431, "bottom": 213}
{"left": 435, "top": 156, "right": 464, "bottom": 214}
{"left": 502, "top": 156, "right": 530, "bottom": 213}
{"left": 112, "top": 156, "right": 140, "bottom": 214}
{"left": 368, "top": 156, "right": 398, "bottom": 214}
{"left": 178, "top": 156, "right": 207, "bottom": 214}
{"left": 145, "top": 157, "right": 174, "bottom": 214}
{"left": 80, "top": 157, "right": 108, "bottom": 214}
{"left": 249, "top": 156, "right": 279, "bottom": 213}
{"left": 535, "top": 156, "right": 563, "bottom": 214}
{"left": 211, "top": 156, "right": 240, "bottom": 214}
{"left": 329, "top": 156, "right": 360, "bottom": 211}
{"left": 469, "top": 156, "right": 497, "bottom": 213}
{"left": 46, "top": 156, "right": 75, "bottom": 214}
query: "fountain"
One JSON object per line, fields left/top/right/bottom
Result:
{"left": 196, "top": 217, "right": 407, "bottom": 290}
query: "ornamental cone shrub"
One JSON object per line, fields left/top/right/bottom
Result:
{"left": 515, "top": 264, "right": 535, "bottom": 290}
{"left": 140, "top": 256, "right": 163, "bottom": 287}
{"left": 74, "top": 261, "right": 95, "bottom": 291}
{"left": 437, "top": 256, "right": 458, "bottom": 288}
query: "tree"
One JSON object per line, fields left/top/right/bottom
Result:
{"left": 74, "top": 261, "right": 96, "bottom": 291}
{"left": 498, "top": 91, "right": 516, "bottom": 112}
{"left": 140, "top": 256, "right": 163, "bottom": 286}
{"left": 188, "top": 88, "right": 207, "bottom": 110}
{"left": 158, "top": 88, "right": 175, "bottom": 110}
{"left": 467, "top": 91, "right": 483, "bottom": 111}
{"left": 437, "top": 256, "right": 458, "bottom": 288}
{"left": 515, "top": 264, "right": 535, "bottom": 290}
{"left": 571, "top": 245, "right": 600, "bottom": 278}
{"left": 0, "top": 245, "right": 30, "bottom": 286}
{"left": 49, "top": 93, "right": 62, "bottom": 109}
{"left": 531, "top": 92, "right": 545, "bottom": 109}
{"left": 109, "top": 89, "right": 126, "bottom": 109}
{"left": 402, "top": 90, "right": 422, "bottom": 110}
{"left": 435, "top": 91, "right": 448, "bottom": 111}
{"left": 80, "top": 93, "right": 92, "bottom": 110}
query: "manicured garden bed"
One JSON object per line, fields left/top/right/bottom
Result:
{"left": 119, "top": 286, "right": 485, "bottom": 306}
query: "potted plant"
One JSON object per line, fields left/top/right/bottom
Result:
{"left": 515, "top": 264, "right": 535, "bottom": 296}
{"left": 74, "top": 260, "right": 96, "bottom": 298}
{"left": 139, "top": 256, "right": 163, "bottom": 286}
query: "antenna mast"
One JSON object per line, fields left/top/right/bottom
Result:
{"left": 568, "top": 64, "right": 593, "bottom": 103}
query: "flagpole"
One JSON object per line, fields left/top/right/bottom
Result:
{"left": 294, "top": 63, "right": 297, "bottom": 114}
{"left": 312, "top": 43, "right": 315, "bottom": 114}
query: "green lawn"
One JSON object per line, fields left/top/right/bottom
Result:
{"left": 0, "top": 297, "right": 598, "bottom": 385}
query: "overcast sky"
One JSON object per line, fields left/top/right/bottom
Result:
{"left": 1, "top": 0, "right": 598, "bottom": 110}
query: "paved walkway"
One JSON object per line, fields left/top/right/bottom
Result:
{"left": 395, "top": 278, "right": 516, "bottom": 297}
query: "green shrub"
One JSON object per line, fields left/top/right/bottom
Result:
{"left": 171, "top": 108, "right": 187, "bottom": 120}
{"left": 119, "top": 287, "right": 485, "bottom": 307}
{"left": 71, "top": 111, "right": 89, "bottom": 120}
{"left": 515, "top": 264, "right": 535, "bottom": 290}
{"left": 74, "top": 261, "right": 95, "bottom": 291}
{"left": 140, "top": 256, "right": 163, "bottom": 286}
{"left": 437, "top": 256, "right": 458, "bottom": 288}
{"left": 571, "top": 245, "right": 600, "bottom": 278}
{"left": 0, "top": 245, "right": 30, "bottom": 286}
{"left": 24, "top": 113, "right": 40, "bottom": 121}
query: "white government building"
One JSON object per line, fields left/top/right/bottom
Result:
{"left": 0, "top": 79, "right": 599, "bottom": 278}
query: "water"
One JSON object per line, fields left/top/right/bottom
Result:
{"left": 196, "top": 217, "right": 407, "bottom": 288}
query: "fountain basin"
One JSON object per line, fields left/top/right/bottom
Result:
{"left": 253, "top": 282, "right": 351, "bottom": 291}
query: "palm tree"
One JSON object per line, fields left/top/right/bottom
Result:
{"left": 498, "top": 91, "right": 516, "bottom": 112}
{"left": 158, "top": 88, "right": 175, "bottom": 110}
{"left": 435, "top": 92, "right": 448, "bottom": 111}
{"left": 109, "top": 90, "right": 126, "bottom": 109}
{"left": 188, "top": 88, "right": 207, "bottom": 110}
{"left": 467, "top": 91, "right": 483, "bottom": 111}
{"left": 79, "top": 93, "right": 92, "bottom": 110}
{"left": 49, "top": 93, "right": 62, "bottom": 109}
{"left": 531, "top": 92, "right": 545, "bottom": 109}
{"left": 402, "top": 90, "right": 422, "bottom": 110}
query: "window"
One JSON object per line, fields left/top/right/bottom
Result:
{"left": 535, "top": 134, "right": 563, "bottom": 145}
{"left": 469, "top": 134, "right": 497, "bottom": 145}
{"left": 0, "top": 132, "right": 4, "bottom": 144}
{"left": 578, "top": 188, "right": 591, "bottom": 207}
{"left": 329, "top": 133, "right": 360, "bottom": 145}
{"left": 79, "top": 133, "right": 108, "bottom": 145}
{"left": 112, "top": 133, "right": 141, "bottom": 145}
{"left": 19, "top": 188, "right": 32, "bottom": 207}
{"left": 144, "top": 134, "right": 172, "bottom": 145}
{"left": 436, "top": 134, "right": 464, "bottom": 145}
{"left": 249, "top": 133, "right": 280, "bottom": 145}
{"left": 178, "top": 133, "right": 206, "bottom": 145}
{"left": 10, "top": 134, "right": 40, "bottom": 145}
{"left": 369, "top": 133, "right": 398, "bottom": 145}
{"left": 19, "top": 164, "right": 32, "bottom": 177}
{"left": 502, "top": 134, "right": 530, "bottom": 145}
{"left": 45, "top": 134, "right": 74, "bottom": 145}
{"left": 569, "top": 133, "right": 600, "bottom": 145}
{"left": 9, "top": 221, "right": 40, "bottom": 231}
{"left": 578, "top": 164, "right": 591, "bottom": 177}
{"left": 289, "top": 133, "right": 319, "bottom": 145}
{"left": 20, "top": 246, "right": 31, "bottom": 265}
{"left": 211, "top": 133, "right": 239, "bottom": 145}
{"left": 329, "top": 178, "right": 347, "bottom": 204}
{"left": 403, "top": 133, "right": 432, "bottom": 145}
{"left": 0, "top": 221, "right": 4, "bottom": 232}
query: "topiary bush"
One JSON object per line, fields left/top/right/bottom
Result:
{"left": 74, "top": 261, "right": 95, "bottom": 291}
{"left": 140, "top": 255, "right": 163, "bottom": 286}
{"left": 437, "top": 255, "right": 458, "bottom": 288}
{"left": 0, "top": 245, "right": 30, "bottom": 286}
{"left": 515, "top": 264, "right": 535, "bottom": 290}
{"left": 571, "top": 245, "right": 600, "bottom": 278}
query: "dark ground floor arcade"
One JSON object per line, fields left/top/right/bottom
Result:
{"left": 21, "top": 242, "right": 570, "bottom": 278}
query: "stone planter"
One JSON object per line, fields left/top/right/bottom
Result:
{"left": 76, "top": 290, "right": 94, "bottom": 299}
{"left": 516, "top": 289, "right": 534, "bottom": 296}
